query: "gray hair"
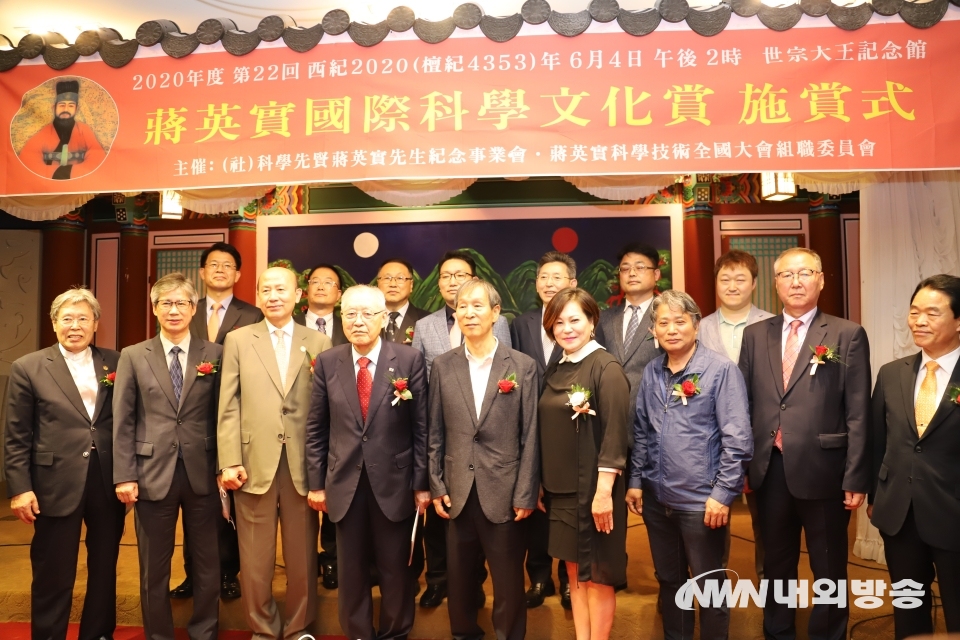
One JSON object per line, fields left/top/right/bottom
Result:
{"left": 454, "top": 279, "right": 502, "bottom": 309}
{"left": 341, "top": 284, "right": 386, "bottom": 311}
{"left": 150, "top": 273, "right": 199, "bottom": 306}
{"left": 774, "top": 247, "right": 822, "bottom": 273}
{"left": 50, "top": 287, "right": 101, "bottom": 322}
{"left": 651, "top": 290, "right": 702, "bottom": 328}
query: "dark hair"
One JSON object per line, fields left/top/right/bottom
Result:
{"left": 714, "top": 249, "right": 759, "bottom": 280}
{"left": 912, "top": 274, "right": 960, "bottom": 318}
{"left": 200, "top": 242, "right": 242, "bottom": 270}
{"left": 378, "top": 257, "right": 414, "bottom": 276}
{"left": 538, "top": 251, "right": 577, "bottom": 278}
{"left": 616, "top": 243, "right": 660, "bottom": 269}
{"left": 542, "top": 288, "right": 601, "bottom": 342}
{"left": 439, "top": 250, "right": 476, "bottom": 276}
{"left": 307, "top": 263, "right": 342, "bottom": 289}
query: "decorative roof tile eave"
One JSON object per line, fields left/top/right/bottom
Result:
{"left": 0, "top": 0, "right": 955, "bottom": 72}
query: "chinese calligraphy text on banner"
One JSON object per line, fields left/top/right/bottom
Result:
{"left": 2, "top": 19, "right": 959, "bottom": 196}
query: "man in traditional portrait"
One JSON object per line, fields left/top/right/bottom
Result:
{"left": 18, "top": 79, "right": 105, "bottom": 180}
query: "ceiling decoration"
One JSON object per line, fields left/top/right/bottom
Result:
{"left": 0, "top": 0, "right": 953, "bottom": 72}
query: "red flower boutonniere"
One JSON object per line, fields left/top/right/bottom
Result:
{"left": 300, "top": 346, "right": 317, "bottom": 373}
{"left": 100, "top": 371, "right": 116, "bottom": 387}
{"left": 404, "top": 326, "right": 414, "bottom": 344}
{"left": 948, "top": 385, "right": 960, "bottom": 406}
{"left": 498, "top": 373, "right": 518, "bottom": 394}
{"left": 391, "top": 376, "right": 413, "bottom": 406}
{"left": 196, "top": 360, "right": 219, "bottom": 376}
{"left": 672, "top": 374, "right": 701, "bottom": 406}
{"left": 809, "top": 344, "right": 842, "bottom": 375}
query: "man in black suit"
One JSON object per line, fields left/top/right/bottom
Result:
{"left": 178, "top": 241, "right": 262, "bottom": 600}
{"left": 4, "top": 288, "right": 125, "bottom": 640}
{"left": 114, "top": 273, "right": 223, "bottom": 640}
{"left": 306, "top": 285, "right": 431, "bottom": 640}
{"left": 870, "top": 274, "right": 960, "bottom": 638}
{"left": 377, "top": 257, "right": 428, "bottom": 346}
{"left": 739, "top": 247, "right": 871, "bottom": 640}
{"left": 509, "top": 250, "right": 572, "bottom": 609}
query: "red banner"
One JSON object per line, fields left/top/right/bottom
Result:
{"left": 2, "top": 18, "right": 959, "bottom": 195}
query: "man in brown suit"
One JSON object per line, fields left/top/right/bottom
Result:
{"left": 218, "top": 266, "right": 332, "bottom": 640}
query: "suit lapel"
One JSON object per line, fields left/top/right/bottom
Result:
{"left": 218, "top": 303, "right": 242, "bottom": 343}
{"left": 338, "top": 350, "right": 364, "bottom": 429}
{"left": 623, "top": 305, "right": 654, "bottom": 362}
{"left": 284, "top": 326, "right": 310, "bottom": 395}
{"left": 900, "top": 354, "right": 922, "bottom": 437}
{"left": 146, "top": 337, "right": 180, "bottom": 411}
{"left": 251, "top": 322, "right": 285, "bottom": 395}
{"left": 189, "top": 310, "right": 206, "bottom": 342}
{"left": 90, "top": 348, "right": 110, "bottom": 423}
{"left": 920, "top": 356, "right": 960, "bottom": 440}
{"left": 450, "top": 347, "right": 478, "bottom": 428}
{"left": 611, "top": 310, "right": 625, "bottom": 362}
{"left": 477, "top": 347, "right": 510, "bottom": 430}
{"left": 526, "top": 314, "right": 546, "bottom": 365}
{"left": 784, "top": 314, "right": 827, "bottom": 396}
{"left": 46, "top": 346, "right": 92, "bottom": 421}
{"left": 766, "top": 318, "right": 785, "bottom": 399}
{"left": 177, "top": 340, "right": 205, "bottom": 410}
{"left": 363, "top": 341, "right": 394, "bottom": 430}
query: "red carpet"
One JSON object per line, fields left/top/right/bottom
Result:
{"left": 0, "top": 624, "right": 347, "bottom": 640}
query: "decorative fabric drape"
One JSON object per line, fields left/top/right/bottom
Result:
{"left": 351, "top": 178, "right": 476, "bottom": 207}
{"left": 563, "top": 175, "right": 676, "bottom": 200}
{"left": 0, "top": 193, "right": 95, "bottom": 221}
{"left": 854, "top": 169, "right": 960, "bottom": 564}
{"left": 177, "top": 186, "right": 271, "bottom": 215}
{"left": 794, "top": 172, "right": 892, "bottom": 196}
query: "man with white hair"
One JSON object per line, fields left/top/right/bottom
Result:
{"left": 306, "top": 285, "right": 430, "bottom": 640}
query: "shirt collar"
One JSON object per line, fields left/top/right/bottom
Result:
{"left": 783, "top": 306, "right": 818, "bottom": 330}
{"left": 390, "top": 302, "right": 410, "bottom": 319}
{"left": 207, "top": 294, "right": 233, "bottom": 311}
{"left": 718, "top": 308, "right": 749, "bottom": 327}
{"left": 624, "top": 297, "right": 653, "bottom": 317}
{"left": 159, "top": 332, "right": 191, "bottom": 355}
{"left": 919, "top": 343, "right": 960, "bottom": 375}
{"left": 445, "top": 304, "right": 456, "bottom": 320}
{"left": 58, "top": 343, "right": 92, "bottom": 362}
{"left": 658, "top": 341, "right": 704, "bottom": 378}
{"left": 559, "top": 339, "right": 605, "bottom": 364}
{"left": 353, "top": 337, "right": 383, "bottom": 367}
{"left": 265, "top": 318, "right": 295, "bottom": 338}
{"left": 465, "top": 338, "right": 499, "bottom": 365}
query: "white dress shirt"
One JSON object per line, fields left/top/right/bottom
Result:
{"left": 465, "top": 338, "right": 498, "bottom": 420}
{"left": 305, "top": 309, "right": 335, "bottom": 339}
{"left": 58, "top": 344, "right": 98, "bottom": 420}
{"left": 557, "top": 340, "right": 618, "bottom": 474}
{"left": 388, "top": 302, "right": 410, "bottom": 330}
{"left": 266, "top": 318, "right": 295, "bottom": 357}
{"left": 159, "top": 332, "right": 191, "bottom": 373}
{"left": 781, "top": 307, "right": 818, "bottom": 356}
{"left": 622, "top": 297, "right": 654, "bottom": 342}
{"left": 353, "top": 337, "right": 383, "bottom": 382}
{"left": 205, "top": 294, "right": 233, "bottom": 324}
{"left": 914, "top": 344, "right": 960, "bottom": 408}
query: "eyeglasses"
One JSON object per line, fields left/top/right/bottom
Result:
{"left": 156, "top": 300, "right": 193, "bottom": 311}
{"left": 204, "top": 262, "right": 236, "bottom": 271}
{"left": 537, "top": 275, "right": 571, "bottom": 285}
{"left": 619, "top": 264, "right": 656, "bottom": 275}
{"left": 439, "top": 272, "right": 472, "bottom": 283}
{"left": 58, "top": 315, "right": 93, "bottom": 327}
{"left": 308, "top": 280, "right": 340, "bottom": 290}
{"left": 342, "top": 310, "right": 385, "bottom": 322}
{"left": 775, "top": 269, "right": 820, "bottom": 282}
{"left": 378, "top": 276, "right": 413, "bottom": 284}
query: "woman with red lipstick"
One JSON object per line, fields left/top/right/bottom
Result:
{"left": 537, "top": 288, "right": 631, "bottom": 640}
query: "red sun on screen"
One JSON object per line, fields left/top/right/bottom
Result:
{"left": 552, "top": 227, "right": 578, "bottom": 253}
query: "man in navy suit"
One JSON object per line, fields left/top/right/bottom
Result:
{"left": 306, "top": 285, "right": 431, "bottom": 640}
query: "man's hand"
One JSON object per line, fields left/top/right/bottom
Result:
{"left": 115, "top": 482, "right": 139, "bottom": 504}
{"left": 414, "top": 491, "right": 432, "bottom": 512}
{"left": 221, "top": 465, "right": 247, "bottom": 491}
{"left": 625, "top": 488, "right": 643, "bottom": 517}
{"left": 537, "top": 486, "right": 546, "bottom": 513}
{"left": 704, "top": 497, "right": 730, "bottom": 529}
{"left": 10, "top": 491, "right": 40, "bottom": 524}
{"left": 513, "top": 507, "right": 533, "bottom": 521}
{"left": 844, "top": 491, "right": 866, "bottom": 511}
{"left": 433, "top": 495, "right": 452, "bottom": 519}
{"left": 308, "top": 490, "right": 327, "bottom": 512}
{"left": 866, "top": 504, "right": 873, "bottom": 519}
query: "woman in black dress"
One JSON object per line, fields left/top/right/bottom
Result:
{"left": 538, "top": 288, "right": 631, "bottom": 640}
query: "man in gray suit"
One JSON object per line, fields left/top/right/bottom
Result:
{"left": 4, "top": 288, "right": 125, "bottom": 640}
{"left": 114, "top": 273, "right": 223, "bottom": 640}
{"left": 595, "top": 242, "right": 663, "bottom": 404}
{"left": 429, "top": 279, "right": 539, "bottom": 640}
{"left": 412, "top": 249, "right": 511, "bottom": 608}
{"left": 698, "top": 250, "right": 773, "bottom": 581}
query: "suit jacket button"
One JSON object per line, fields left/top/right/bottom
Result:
{"left": 82, "top": 451, "right": 89, "bottom": 458}
{"left": 357, "top": 464, "right": 362, "bottom": 470}
{"left": 277, "top": 434, "right": 284, "bottom": 440}
{"left": 469, "top": 464, "right": 474, "bottom": 470}
{"left": 91, "top": 427, "right": 96, "bottom": 431}
{"left": 780, "top": 404, "right": 786, "bottom": 410}
{"left": 908, "top": 477, "right": 912, "bottom": 483}
{"left": 282, "top": 409, "right": 288, "bottom": 415}
{"left": 172, "top": 443, "right": 178, "bottom": 448}
{"left": 362, "top": 436, "right": 368, "bottom": 442}
{"left": 915, "top": 445, "right": 922, "bottom": 453}
{"left": 770, "top": 431, "right": 776, "bottom": 437}
{"left": 474, "top": 436, "right": 479, "bottom": 443}
{"left": 177, "top": 419, "right": 183, "bottom": 425}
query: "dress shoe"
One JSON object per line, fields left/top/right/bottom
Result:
{"left": 525, "top": 581, "right": 556, "bottom": 608}
{"left": 221, "top": 576, "right": 241, "bottom": 600}
{"left": 169, "top": 577, "right": 193, "bottom": 599}
{"left": 420, "top": 583, "right": 447, "bottom": 608}
{"left": 321, "top": 562, "right": 338, "bottom": 590}
{"left": 560, "top": 582, "right": 572, "bottom": 610}
{"left": 476, "top": 584, "right": 486, "bottom": 608}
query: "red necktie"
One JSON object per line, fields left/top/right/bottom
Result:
{"left": 357, "top": 356, "right": 372, "bottom": 422}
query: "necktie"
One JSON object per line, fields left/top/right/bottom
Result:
{"left": 774, "top": 319, "right": 803, "bottom": 451}
{"left": 207, "top": 302, "right": 222, "bottom": 342}
{"left": 385, "top": 311, "right": 400, "bottom": 342}
{"left": 449, "top": 318, "right": 462, "bottom": 349}
{"left": 624, "top": 305, "right": 640, "bottom": 347}
{"left": 169, "top": 346, "right": 183, "bottom": 402}
{"left": 275, "top": 330, "right": 288, "bottom": 388}
{"left": 915, "top": 361, "right": 940, "bottom": 436}
{"left": 357, "top": 356, "right": 372, "bottom": 422}
{"left": 317, "top": 317, "right": 327, "bottom": 336}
